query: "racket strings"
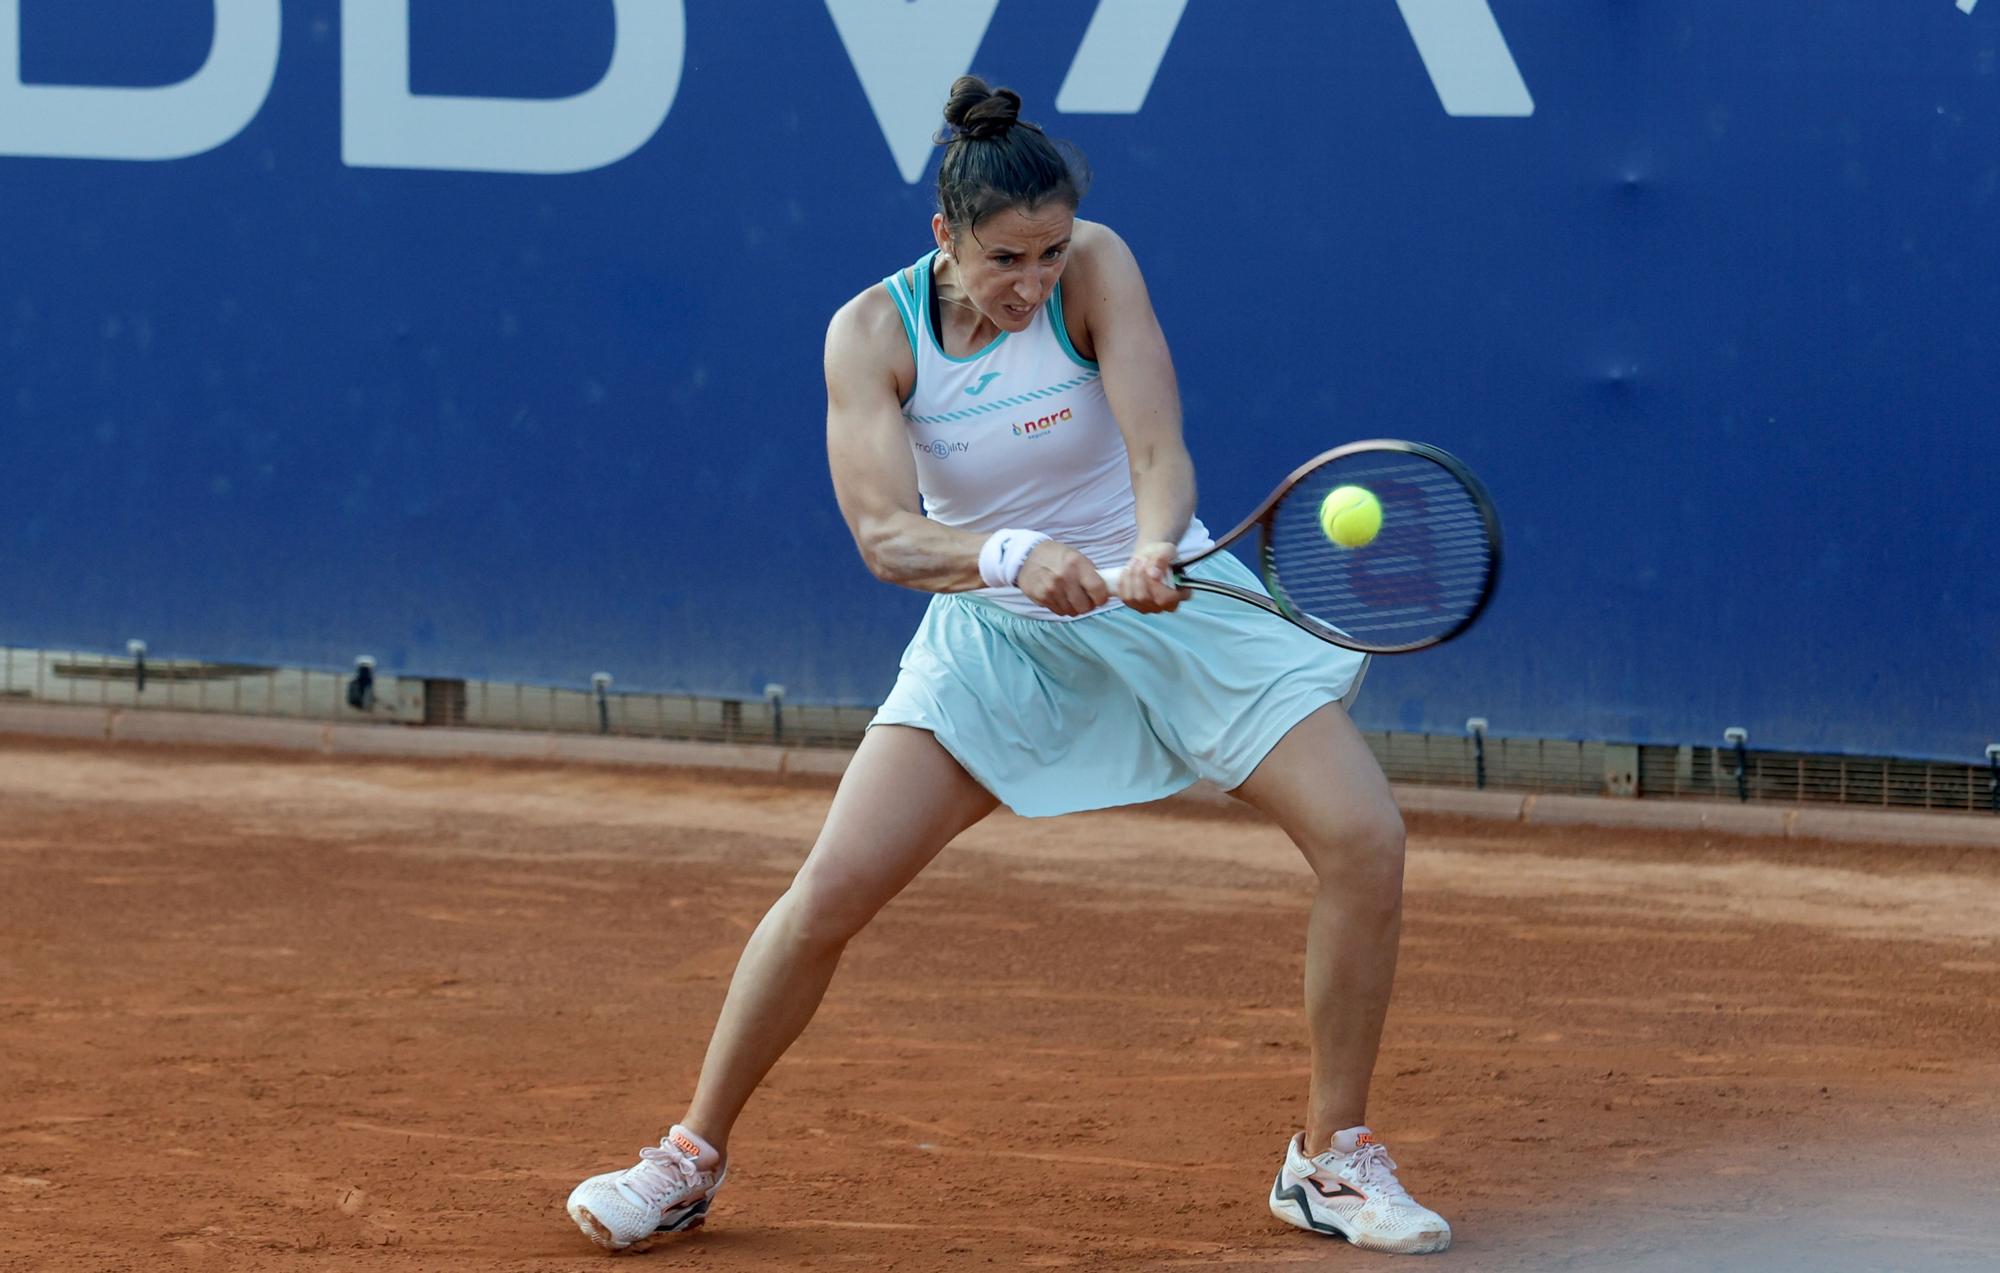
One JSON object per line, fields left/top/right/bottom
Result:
{"left": 1267, "top": 454, "right": 1495, "bottom": 651}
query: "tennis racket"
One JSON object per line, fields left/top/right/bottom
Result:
{"left": 1101, "top": 440, "right": 1501, "bottom": 654}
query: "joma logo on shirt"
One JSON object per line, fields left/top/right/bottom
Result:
{"left": 1012, "top": 407, "right": 1072, "bottom": 438}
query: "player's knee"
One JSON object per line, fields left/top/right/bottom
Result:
{"left": 1301, "top": 805, "right": 1405, "bottom": 896}
{"left": 779, "top": 869, "right": 879, "bottom": 950}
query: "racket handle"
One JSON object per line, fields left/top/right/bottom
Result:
{"left": 1097, "top": 563, "right": 1184, "bottom": 590}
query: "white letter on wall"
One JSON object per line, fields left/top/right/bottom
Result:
{"left": 342, "top": 0, "right": 684, "bottom": 175}
{"left": 0, "top": 0, "right": 279, "bottom": 161}
{"left": 1055, "top": 0, "right": 1189, "bottom": 115}
{"left": 825, "top": 0, "right": 1001, "bottom": 185}
{"left": 1395, "top": 0, "right": 1534, "bottom": 117}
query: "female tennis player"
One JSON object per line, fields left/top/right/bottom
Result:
{"left": 566, "top": 76, "right": 1450, "bottom": 1256}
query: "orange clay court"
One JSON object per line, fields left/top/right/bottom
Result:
{"left": 2, "top": 733, "right": 1998, "bottom": 1272}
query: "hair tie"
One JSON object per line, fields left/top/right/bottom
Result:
{"left": 948, "top": 117, "right": 1021, "bottom": 143}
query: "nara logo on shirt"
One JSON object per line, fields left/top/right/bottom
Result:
{"left": 1011, "top": 406, "right": 1072, "bottom": 438}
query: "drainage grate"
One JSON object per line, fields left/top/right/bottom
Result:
{"left": 421, "top": 679, "right": 468, "bottom": 728}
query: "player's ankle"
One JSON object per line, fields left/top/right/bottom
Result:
{"left": 671, "top": 1121, "right": 725, "bottom": 1167}
{"left": 1303, "top": 1120, "right": 1368, "bottom": 1156}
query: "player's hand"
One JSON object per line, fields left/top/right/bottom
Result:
{"left": 1115, "top": 539, "right": 1190, "bottom": 613}
{"left": 1017, "top": 540, "right": 1111, "bottom": 617}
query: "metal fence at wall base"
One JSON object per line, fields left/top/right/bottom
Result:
{"left": 1636, "top": 744, "right": 1995, "bottom": 813}
{"left": 0, "top": 647, "right": 878, "bottom": 748}
{"left": 1363, "top": 729, "right": 1998, "bottom": 814}
{"left": 3, "top": 646, "right": 1994, "bottom": 815}
{"left": 451, "top": 679, "right": 875, "bottom": 748}
{"left": 1363, "top": 733, "right": 1614, "bottom": 796}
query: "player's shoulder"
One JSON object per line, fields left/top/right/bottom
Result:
{"left": 1068, "top": 219, "right": 1138, "bottom": 272}
{"left": 1070, "top": 218, "right": 1123, "bottom": 252}
{"left": 826, "top": 275, "right": 909, "bottom": 362}
{"left": 1061, "top": 220, "right": 1144, "bottom": 326}
{"left": 1062, "top": 219, "right": 1142, "bottom": 300}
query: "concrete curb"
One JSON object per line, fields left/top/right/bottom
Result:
{"left": 4, "top": 701, "right": 1997, "bottom": 850}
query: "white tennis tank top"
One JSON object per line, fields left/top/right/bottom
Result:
{"left": 882, "top": 250, "right": 1210, "bottom": 619}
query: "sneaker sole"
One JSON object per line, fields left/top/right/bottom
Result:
{"left": 570, "top": 1200, "right": 710, "bottom": 1254}
{"left": 1270, "top": 1180, "right": 1450, "bottom": 1255}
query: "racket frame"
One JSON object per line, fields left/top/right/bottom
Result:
{"left": 1146, "top": 439, "right": 1503, "bottom": 654}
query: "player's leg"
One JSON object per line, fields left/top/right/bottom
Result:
{"left": 1230, "top": 701, "right": 1450, "bottom": 1254}
{"left": 566, "top": 724, "right": 996, "bottom": 1251}
{"left": 1231, "top": 701, "right": 1403, "bottom": 1141}
{"left": 681, "top": 723, "right": 997, "bottom": 1149}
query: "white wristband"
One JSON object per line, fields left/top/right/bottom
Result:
{"left": 977, "top": 528, "right": 1052, "bottom": 589}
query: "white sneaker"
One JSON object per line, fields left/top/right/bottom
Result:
{"left": 566, "top": 1125, "right": 727, "bottom": 1253}
{"left": 1269, "top": 1126, "right": 1451, "bottom": 1254}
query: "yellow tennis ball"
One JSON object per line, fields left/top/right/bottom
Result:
{"left": 1318, "top": 485, "right": 1382, "bottom": 548}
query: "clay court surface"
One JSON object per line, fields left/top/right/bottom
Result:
{"left": 2, "top": 735, "right": 1998, "bottom": 1272}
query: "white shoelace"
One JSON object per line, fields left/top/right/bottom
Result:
{"left": 622, "top": 1141, "right": 702, "bottom": 1209}
{"left": 1340, "top": 1142, "right": 1415, "bottom": 1205}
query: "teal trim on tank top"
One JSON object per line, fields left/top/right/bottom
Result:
{"left": 882, "top": 268, "right": 921, "bottom": 406}
{"left": 885, "top": 271, "right": 920, "bottom": 358}
{"left": 920, "top": 250, "right": 1009, "bottom": 364}
{"left": 1045, "top": 282, "right": 1099, "bottom": 371}
{"left": 903, "top": 369, "right": 1101, "bottom": 426}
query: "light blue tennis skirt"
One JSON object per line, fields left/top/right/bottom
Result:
{"left": 871, "top": 551, "right": 1369, "bottom": 818}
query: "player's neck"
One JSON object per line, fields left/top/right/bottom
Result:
{"left": 933, "top": 258, "right": 1002, "bottom": 353}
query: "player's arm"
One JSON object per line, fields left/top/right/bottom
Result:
{"left": 824, "top": 290, "right": 1106, "bottom": 613}
{"left": 1068, "top": 221, "right": 1194, "bottom": 611}
{"left": 825, "top": 290, "right": 984, "bottom": 592}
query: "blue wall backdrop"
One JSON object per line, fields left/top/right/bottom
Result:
{"left": 2, "top": 1, "right": 1995, "bottom": 761}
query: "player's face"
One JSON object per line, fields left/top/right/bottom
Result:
{"left": 934, "top": 203, "right": 1075, "bottom": 332}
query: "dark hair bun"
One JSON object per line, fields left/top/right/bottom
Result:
{"left": 942, "top": 75, "right": 1022, "bottom": 141}
{"left": 933, "top": 73, "right": 1087, "bottom": 231}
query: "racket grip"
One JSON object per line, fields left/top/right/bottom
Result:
{"left": 1098, "top": 563, "right": 1187, "bottom": 590}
